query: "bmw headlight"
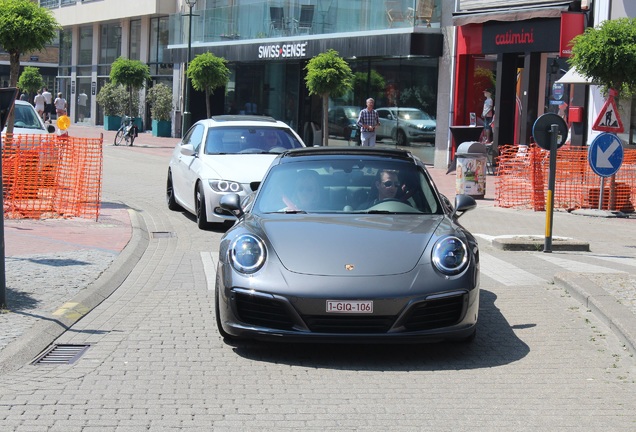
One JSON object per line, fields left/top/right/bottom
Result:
{"left": 432, "top": 236, "right": 469, "bottom": 275}
{"left": 209, "top": 179, "right": 242, "bottom": 193}
{"left": 229, "top": 234, "right": 266, "bottom": 274}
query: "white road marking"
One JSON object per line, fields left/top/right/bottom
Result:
{"left": 535, "top": 254, "right": 626, "bottom": 274}
{"left": 201, "top": 251, "right": 218, "bottom": 290}
{"left": 479, "top": 252, "right": 546, "bottom": 286}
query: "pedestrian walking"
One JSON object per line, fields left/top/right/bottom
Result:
{"left": 34, "top": 90, "right": 46, "bottom": 120}
{"left": 357, "top": 98, "right": 380, "bottom": 147}
{"left": 42, "top": 87, "right": 53, "bottom": 123}
{"left": 54, "top": 92, "right": 67, "bottom": 118}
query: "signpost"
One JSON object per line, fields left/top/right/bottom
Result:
{"left": 588, "top": 132, "right": 624, "bottom": 210}
{"left": 532, "top": 113, "right": 568, "bottom": 253}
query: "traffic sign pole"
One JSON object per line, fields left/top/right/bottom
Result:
{"left": 544, "top": 124, "right": 559, "bottom": 253}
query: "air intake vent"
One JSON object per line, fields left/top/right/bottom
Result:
{"left": 32, "top": 344, "right": 90, "bottom": 365}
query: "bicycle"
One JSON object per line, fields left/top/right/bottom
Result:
{"left": 114, "top": 115, "right": 138, "bottom": 146}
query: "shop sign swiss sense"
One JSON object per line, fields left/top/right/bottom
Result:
{"left": 482, "top": 19, "right": 560, "bottom": 54}
{"left": 258, "top": 42, "right": 308, "bottom": 59}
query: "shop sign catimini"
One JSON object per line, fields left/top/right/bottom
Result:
{"left": 258, "top": 42, "right": 309, "bottom": 59}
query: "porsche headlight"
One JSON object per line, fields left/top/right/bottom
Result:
{"left": 209, "top": 179, "right": 242, "bottom": 193}
{"left": 432, "top": 236, "right": 469, "bottom": 275}
{"left": 230, "top": 234, "right": 266, "bottom": 274}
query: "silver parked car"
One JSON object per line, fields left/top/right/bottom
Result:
{"left": 216, "top": 147, "right": 479, "bottom": 343}
{"left": 376, "top": 107, "right": 436, "bottom": 146}
{"left": 166, "top": 115, "right": 305, "bottom": 229}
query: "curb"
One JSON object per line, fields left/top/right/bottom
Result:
{"left": 553, "top": 273, "right": 636, "bottom": 357}
{"left": 0, "top": 209, "right": 148, "bottom": 375}
{"left": 492, "top": 236, "right": 590, "bottom": 252}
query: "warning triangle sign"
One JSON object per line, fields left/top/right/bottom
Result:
{"left": 593, "top": 92, "right": 624, "bottom": 132}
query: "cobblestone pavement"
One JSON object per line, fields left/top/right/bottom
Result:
{"left": 0, "top": 125, "right": 634, "bottom": 430}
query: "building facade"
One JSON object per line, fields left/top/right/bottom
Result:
{"left": 44, "top": 0, "right": 446, "bottom": 165}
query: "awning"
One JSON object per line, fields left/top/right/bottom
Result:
{"left": 556, "top": 67, "right": 594, "bottom": 84}
{"left": 453, "top": 3, "right": 571, "bottom": 26}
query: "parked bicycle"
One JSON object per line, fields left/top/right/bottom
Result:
{"left": 114, "top": 115, "right": 138, "bottom": 146}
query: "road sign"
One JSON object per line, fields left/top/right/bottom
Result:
{"left": 592, "top": 90, "right": 624, "bottom": 133}
{"left": 588, "top": 132, "right": 624, "bottom": 177}
{"left": 532, "top": 113, "right": 568, "bottom": 151}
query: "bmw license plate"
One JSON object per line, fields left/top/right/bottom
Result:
{"left": 326, "top": 300, "right": 373, "bottom": 313}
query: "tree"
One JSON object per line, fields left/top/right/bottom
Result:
{"left": 0, "top": 0, "right": 59, "bottom": 132}
{"left": 569, "top": 17, "right": 636, "bottom": 98}
{"left": 305, "top": 49, "right": 354, "bottom": 146}
{"left": 17, "top": 66, "right": 44, "bottom": 102}
{"left": 187, "top": 52, "right": 230, "bottom": 118}
{"left": 110, "top": 57, "right": 151, "bottom": 117}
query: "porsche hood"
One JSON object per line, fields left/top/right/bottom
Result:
{"left": 260, "top": 215, "right": 444, "bottom": 276}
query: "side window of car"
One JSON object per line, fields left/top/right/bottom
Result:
{"left": 189, "top": 125, "right": 205, "bottom": 152}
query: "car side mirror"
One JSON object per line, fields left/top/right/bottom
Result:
{"left": 179, "top": 143, "right": 196, "bottom": 156}
{"left": 452, "top": 194, "right": 477, "bottom": 219}
{"left": 46, "top": 124, "right": 55, "bottom": 133}
{"left": 219, "top": 193, "right": 244, "bottom": 218}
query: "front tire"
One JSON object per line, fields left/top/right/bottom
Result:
{"left": 215, "top": 275, "right": 235, "bottom": 341}
{"left": 195, "top": 182, "right": 210, "bottom": 229}
{"left": 396, "top": 129, "right": 408, "bottom": 146}
{"left": 114, "top": 129, "right": 124, "bottom": 146}
{"left": 166, "top": 170, "right": 181, "bottom": 211}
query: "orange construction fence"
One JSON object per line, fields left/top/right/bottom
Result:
{"left": 495, "top": 144, "right": 636, "bottom": 212}
{"left": 2, "top": 134, "right": 103, "bottom": 220}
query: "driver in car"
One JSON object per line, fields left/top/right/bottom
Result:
{"left": 358, "top": 169, "right": 411, "bottom": 209}
{"left": 263, "top": 131, "right": 281, "bottom": 150}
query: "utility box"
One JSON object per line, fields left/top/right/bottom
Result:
{"left": 455, "top": 141, "right": 487, "bottom": 198}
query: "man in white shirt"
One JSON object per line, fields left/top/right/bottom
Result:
{"left": 42, "top": 87, "right": 53, "bottom": 123}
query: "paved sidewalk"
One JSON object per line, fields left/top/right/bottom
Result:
{"left": 0, "top": 124, "right": 634, "bottom": 374}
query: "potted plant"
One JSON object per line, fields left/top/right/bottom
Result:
{"left": 95, "top": 82, "right": 127, "bottom": 130}
{"left": 146, "top": 83, "right": 173, "bottom": 137}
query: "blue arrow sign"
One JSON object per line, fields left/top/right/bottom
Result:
{"left": 588, "top": 133, "right": 624, "bottom": 177}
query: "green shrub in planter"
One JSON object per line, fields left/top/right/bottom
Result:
{"left": 96, "top": 82, "right": 127, "bottom": 130}
{"left": 146, "top": 83, "right": 173, "bottom": 137}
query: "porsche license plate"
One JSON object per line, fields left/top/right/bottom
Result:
{"left": 326, "top": 300, "right": 373, "bottom": 313}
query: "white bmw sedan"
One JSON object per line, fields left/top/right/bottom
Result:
{"left": 166, "top": 115, "right": 305, "bottom": 229}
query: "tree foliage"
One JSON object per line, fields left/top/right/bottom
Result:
{"left": 304, "top": 50, "right": 354, "bottom": 146}
{"left": 187, "top": 52, "right": 230, "bottom": 118}
{"left": 0, "top": 0, "right": 59, "bottom": 85}
{"left": 18, "top": 66, "right": 44, "bottom": 98}
{"left": 570, "top": 17, "right": 636, "bottom": 97}
{"left": 0, "top": 0, "right": 59, "bottom": 133}
{"left": 95, "top": 82, "right": 127, "bottom": 117}
{"left": 146, "top": 83, "right": 173, "bottom": 121}
{"left": 110, "top": 57, "right": 150, "bottom": 116}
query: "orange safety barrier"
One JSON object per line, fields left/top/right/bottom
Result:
{"left": 495, "top": 144, "right": 636, "bottom": 212}
{"left": 2, "top": 134, "right": 103, "bottom": 220}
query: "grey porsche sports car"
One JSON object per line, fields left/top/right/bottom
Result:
{"left": 216, "top": 147, "right": 479, "bottom": 343}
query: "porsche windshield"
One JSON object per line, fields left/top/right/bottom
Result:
{"left": 255, "top": 159, "right": 442, "bottom": 215}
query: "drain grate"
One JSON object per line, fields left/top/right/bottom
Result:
{"left": 32, "top": 344, "right": 90, "bottom": 365}
{"left": 151, "top": 231, "right": 176, "bottom": 239}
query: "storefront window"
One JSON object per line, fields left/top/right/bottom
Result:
{"left": 79, "top": 26, "right": 93, "bottom": 66}
{"left": 99, "top": 24, "right": 122, "bottom": 66}
{"left": 130, "top": 20, "right": 142, "bottom": 61}
{"left": 149, "top": 17, "right": 173, "bottom": 75}
{"left": 59, "top": 29, "right": 72, "bottom": 67}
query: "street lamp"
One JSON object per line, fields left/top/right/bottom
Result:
{"left": 182, "top": 0, "right": 197, "bottom": 136}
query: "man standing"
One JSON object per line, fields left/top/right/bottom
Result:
{"left": 481, "top": 89, "right": 494, "bottom": 143}
{"left": 357, "top": 98, "right": 380, "bottom": 147}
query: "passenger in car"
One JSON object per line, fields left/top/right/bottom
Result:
{"left": 283, "top": 170, "right": 323, "bottom": 211}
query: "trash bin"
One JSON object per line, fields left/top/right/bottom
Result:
{"left": 455, "top": 141, "right": 487, "bottom": 198}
